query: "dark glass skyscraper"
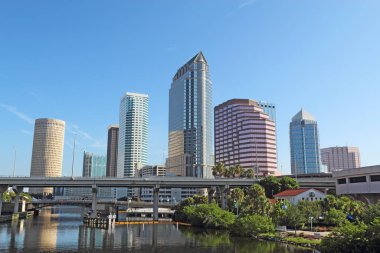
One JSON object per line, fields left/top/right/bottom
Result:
{"left": 167, "top": 52, "right": 213, "bottom": 178}
{"left": 106, "top": 125, "right": 119, "bottom": 177}
{"left": 290, "top": 109, "right": 321, "bottom": 174}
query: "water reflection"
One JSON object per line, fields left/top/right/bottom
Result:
{"left": 0, "top": 207, "right": 315, "bottom": 253}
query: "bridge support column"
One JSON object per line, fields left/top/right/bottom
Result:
{"left": 91, "top": 185, "right": 97, "bottom": 218}
{"left": 0, "top": 185, "right": 7, "bottom": 216}
{"left": 221, "top": 185, "right": 229, "bottom": 210}
{"left": 153, "top": 185, "right": 160, "bottom": 221}
{"left": 12, "top": 186, "right": 22, "bottom": 213}
{"left": 208, "top": 187, "right": 215, "bottom": 204}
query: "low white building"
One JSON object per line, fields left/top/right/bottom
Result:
{"left": 273, "top": 188, "right": 326, "bottom": 205}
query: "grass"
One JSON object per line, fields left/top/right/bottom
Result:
{"left": 284, "top": 237, "right": 321, "bottom": 245}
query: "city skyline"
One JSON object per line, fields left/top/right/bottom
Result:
{"left": 1, "top": 1, "right": 380, "bottom": 176}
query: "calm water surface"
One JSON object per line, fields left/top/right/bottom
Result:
{"left": 0, "top": 206, "right": 316, "bottom": 253}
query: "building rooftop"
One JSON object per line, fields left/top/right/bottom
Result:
{"left": 291, "top": 109, "right": 316, "bottom": 121}
{"left": 273, "top": 188, "right": 322, "bottom": 197}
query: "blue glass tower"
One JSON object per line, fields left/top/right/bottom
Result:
{"left": 82, "top": 152, "right": 107, "bottom": 177}
{"left": 167, "top": 52, "right": 213, "bottom": 178}
{"left": 290, "top": 109, "right": 321, "bottom": 174}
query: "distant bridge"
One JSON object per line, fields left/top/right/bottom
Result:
{"left": 0, "top": 176, "right": 258, "bottom": 188}
{"left": 0, "top": 175, "right": 336, "bottom": 219}
{"left": 31, "top": 199, "right": 173, "bottom": 208}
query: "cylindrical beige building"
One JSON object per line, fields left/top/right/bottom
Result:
{"left": 30, "top": 118, "right": 65, "bottom": 195}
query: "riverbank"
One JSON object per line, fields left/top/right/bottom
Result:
{"left": 257, "top": 232, "right": 321, "bottom": 251}
{"left": 0, "top": 210, "right": 35, "bottom": 223}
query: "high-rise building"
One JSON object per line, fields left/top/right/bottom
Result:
{"left": 82, "top": 152, "right": 107, "bottom": 177}
{"left": 117, "top": 92, "right": 149, "bottom": 178}
{"left": 290, "top": 109, "right": 321, "bottom": 174}
{"left": 321, "top": 146, "right": 361, "bottom": 172}
{"left": 214, "top": 99, "right": 278, "bottom": 176}
{"left": 106, "top": 125, "right": 119, "bottom": 177}
{"left": 30, "top": 118, "right": 65, "bottom": 195}
{"left": 257, "top": 101, "right": 276, "bottom": 123}
{"left": 166, "top": 52, "right": 214, "bottom": 178}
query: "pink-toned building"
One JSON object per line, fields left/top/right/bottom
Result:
{"left": 321, "top": 146, "right": 361, "bottom": 172}
{"left": 214, "top": 99, "right": 278, "bottom": 176}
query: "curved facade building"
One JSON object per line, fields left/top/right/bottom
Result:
{"left": 30, "top": 118, "right": 65, "bottom": 194}
{"left": 214, "top": 99, "right": 278, "bottom": 176}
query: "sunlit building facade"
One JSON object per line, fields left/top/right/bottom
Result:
{"left": 117, "top": 92, "right": 149, "bottom": 178}
{"left": 30, "top": 118, "right": 65, "bottom": 195}
{"left": 214, "top": 99, "right": 278, "bottom": 176}
{"left": 166, "top": 52, "right": 214, "bottom": 178}
{"left": 321, "top": 146, "right": 360, "bottom": 172}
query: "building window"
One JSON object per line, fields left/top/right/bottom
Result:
{"left": 337, "top": 178, "right": 347, "bottom": 184}
{"left": 349, "top": 176, "right": 367, "bottom": 184}
{"left": 370, "top": 175, "right": 380, "bottom": 182}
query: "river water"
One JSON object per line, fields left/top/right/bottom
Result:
{"left": 0, "top": 206, "right": 316, "bottom": 253}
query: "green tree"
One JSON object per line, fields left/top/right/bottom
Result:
{"left": 242, "top": 184, "right": 271, "bottom": 216}
{"left": 241, "top": 168, "right": 255, "bottom": 179}
{"left": 282, "top": 204, "right": 306, "bottom": 234}
{"left": 232, "top": 214, "right": 275, "bottom": 236}
{"left": 270, "top": 200, "right": 289, "bottom": 225}
{"left": 324, "top": 208, "right": 348, "bottom": 226}
{"left": 193, "top": 195, "right": 208, "bottom": 205}
{"left": 212, "top": 162, "right": 226, "bottom": 177}
{"left": 321, "top": 194, "right": 338, "bottom": 212}
{"left": 365, "top": 218, "right": 380, "bottom": 251}
{"left": 183, "top": 203, "right": 236, "bottom": 229}
{"left": 259, "top": 176, "right": 281, "bottom": 198}
{"left": 228, "top": 188, "right": 245, "bottom": 213}
{"left": 297, "top": 200, "right": 322, "bottom": 229}
{"left": 279, "top": 176, "right": 299, "bottom": 191}
{"left": 231, "top": 165, "right": 244, "bottom": 178}
{"left": 362, "top": 201, "right": 380, "bottom": 224}
{"left": 320, "top": 222, "right": 368, "bottom": 253}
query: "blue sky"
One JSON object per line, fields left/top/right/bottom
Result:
{"left": 0, "top": 0, "right": 379, "bottom": 176}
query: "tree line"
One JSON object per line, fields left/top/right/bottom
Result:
{"left": 173, "top": 171, "right": 380, "bottom": 252}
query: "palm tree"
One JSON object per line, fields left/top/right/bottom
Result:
{"left": 212, "top": 162, "right": 225, "bottom": 177}
{"left": 232, "top": 165, "right": 244, "bottom": 178}
{"left": 242, "top": 168, "right": 255, "bottom": 179}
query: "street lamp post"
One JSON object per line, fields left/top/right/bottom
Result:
{"left": 309, "top": 217, "right": 314, "bottom": 232}
{"left": 234, "top": 199, "right": 239, "bottom": 216}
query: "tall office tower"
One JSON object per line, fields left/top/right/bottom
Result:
{"left": 117, "top": 92, "right": 149, "bottom": 178}
{"left": 321, "top": 146, "right": 360, "bottom": 172}
{"left": 30, "top": 118, "right": 65, "bottom": 195}
{"left": 257, "top": 101, "right": 276, "bottom": 122}
{"left": 106, "top": 125, "right": 119, "bottom": 177}
{"left": 290, "top": 109, "right": 321, "bottom": 175}
{"left": 214, "top": 99, "right": 278, "bottom": 176}
{"left": 167, "top": 52, "right": 214, "bottom": 178}
{"left": 82, "top": 152, "right": 107, "bottom": 177}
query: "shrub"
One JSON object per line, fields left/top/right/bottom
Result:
{"left": 232, "top": 214, "right": 275, "bottom": 236}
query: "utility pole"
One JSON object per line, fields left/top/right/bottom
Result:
{"left": 71, "top": 135, "right": 76, "bottom": 178}
{"left": 13, "top": 147, "right": 16, "bottom": 177}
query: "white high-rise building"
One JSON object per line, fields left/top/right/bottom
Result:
{"left": 117, "top": 92, "right": 149, "bottom": 178}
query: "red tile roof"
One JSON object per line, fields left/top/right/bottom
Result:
{"left": 273, "top": 188, "right": 321, "bottom": 197}
{"left": 269, "top": 199, "right": 278, "bottom": 204}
